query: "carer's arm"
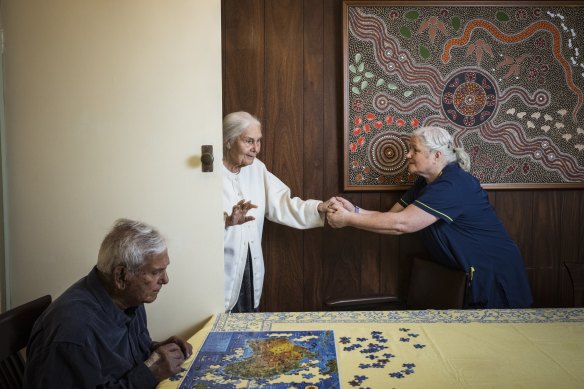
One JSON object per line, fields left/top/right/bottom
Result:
{"left": 327, "top": 201, "right": 437, "bottom": 235}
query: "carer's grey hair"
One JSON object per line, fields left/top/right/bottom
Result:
{"left": 412, "top": 126, "right": 471, "bottom": 172}
{"left": 96, "top": 218, "right": 167, "bottom": 274}
{"left": 223, "top": 111, "right": 261, "bottom": 151}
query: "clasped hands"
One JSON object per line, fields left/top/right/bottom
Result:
{"left": 324, "top": 196, "right": 355, "bottom": 228}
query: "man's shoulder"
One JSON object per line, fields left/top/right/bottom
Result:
{"left": 37, "top": 277, "right": 113, "bottom": 344}
{"left": 44, "top": 294, "right": 102, "bottom": 339}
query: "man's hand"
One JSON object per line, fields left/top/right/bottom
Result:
{"left": 152, "top": 336, "right": 193, "bottom": 359}
{"left": 147, "top": 336, "right": 193, "bottom": 382}
{"left": 146, "top": 343, "right": 187, "bottom": 382}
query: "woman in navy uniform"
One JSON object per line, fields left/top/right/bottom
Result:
{"left": 327, "top": 126, "right": 532, "bottom": 309}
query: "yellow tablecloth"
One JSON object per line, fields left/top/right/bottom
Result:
{"left": 158, "top": 309, "right": 584, "bottom": 388}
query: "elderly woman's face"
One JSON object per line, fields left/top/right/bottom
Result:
{"left": 227, "top": 124, "right": 262, "bottom": 169}
{"left": 406, "top": 136, "right": 436, "bottom": 177}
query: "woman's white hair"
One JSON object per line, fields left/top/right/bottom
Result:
{"left": 97, "top": 218, "right": 167, "bottom": 274}
{"left": 223, "top": 111, "right": 261, "bottom": 151}
{"left": 412, "top": 126, "right": 471, "bottom": 172}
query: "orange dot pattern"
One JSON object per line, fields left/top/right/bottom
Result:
{"left": 441, "top": 19, "right": 582, "bottom": 121}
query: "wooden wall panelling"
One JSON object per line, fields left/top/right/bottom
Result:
{"left": 560, "top": 190, "right": 584, "bottom": 307}
{"left": 494, "top": 191, "right": 536, "bottom": 303}
{"left": 302, "top": 0, "right": 325, "bottom": 311}
{"left": 487, "top": 190, "right": 496, "bottom": 208}
{"left": 221, "top": 0, "right": 264, "bottom": 116}
{"left": 321, "top": 0, "right": 361, "bottom": 309}
{"left": 531, "top": 191, "right": 563, "bottom": 307}
{"left": 261, "top": 0, "right": 304, "bottom": 312}
{"left": 379, "top": 193, "right": 401, "bottom": 298}
{"left": 360, "top": 193, "right": 382, "bottom": 295}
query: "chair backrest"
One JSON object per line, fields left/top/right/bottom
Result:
{"left": 564, "top": 262, "right": 584, "bottom": 308}
{"left": 0, "top": 295, "right": 51, "bottom": 389}
{"left": 406, "top": 257, "right": 468, "bottom": 310}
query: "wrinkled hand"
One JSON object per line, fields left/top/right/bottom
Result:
{"left": 334, "top": 196, "right": 356, "bottom": 212}
{"left": 147, "top": 343, "right": 188, "bottom": 382}
{"left": 225, "top": 199, "right": 258, "bottom": 227}
{"left": 153, "top": 336, "right": 193, "bottom": 359}
{"left": 326, "top": 200, "right": 350, "bottom": 228}
{"left": 318, "top": 197, "right": 337, "bottom": 213}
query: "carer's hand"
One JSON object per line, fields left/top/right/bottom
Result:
{"left": 334, "top": 196, "right": 357, "bottom": 212}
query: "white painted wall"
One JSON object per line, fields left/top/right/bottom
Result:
{"left": 2, "top": 0, "right": 223, "bottom": 339}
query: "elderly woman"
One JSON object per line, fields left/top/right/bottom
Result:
{"left": 328, "top": 126, "right": 532, "bottom": 309}
{"left": 223, "top": 111, "right": 332, "bottom": 313}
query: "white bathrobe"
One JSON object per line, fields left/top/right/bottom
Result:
{"left": 223, "top": 159, "right": 324, "bottom": 311}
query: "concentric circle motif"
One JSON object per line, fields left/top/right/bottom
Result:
{"left": 442, "top": 71, "right": 497, "bottom": 128}
{"left": 373, "top": 93, "right": 391, "bottom": 112}
{"left": 368, "top": 133, "right": 408, "bottom": 175}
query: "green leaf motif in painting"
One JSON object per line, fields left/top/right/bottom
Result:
{"left": 349, "top": 64, "right": 356, "bottom": 73}
{"left": 376, "top": 78, "right": 385, "bottom": 86}
{"left": 496, "top": 11, "right": 510, "bottom": 22}
{"left": 351, "top": 86, "right": 360, "bottom": 95}
{"left": 451, "top": 16, "right": 461, "bottom": 31}
{"left": 353, "top": 75, "right": 362, "bottom": 83}
{"left": 355, "top": 53, "right": 362, "bottom": 63}
{"left": 404, "top": 10, "right": 419, "bottom": 20}
{"left": 419, "top": 45, "right": 430, "bottom": 59}
{"left": 400, "top": 26, "right": 412, "bottom": 39}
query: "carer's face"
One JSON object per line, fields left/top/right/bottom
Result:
{"left": 124, "top": 250, "right": 170, "bottom": 305}
{"left": 227, "top": 124, "right": 262, "bottom": 168}
{"left": 406, "top": 136, "right": 434, "bottom": 177}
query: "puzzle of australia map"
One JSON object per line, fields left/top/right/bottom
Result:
{"left": 178, "top": 330, "right": 339, "bottom": 388}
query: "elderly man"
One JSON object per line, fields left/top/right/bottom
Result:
{"left": 24, "top": 218, "right": 192, "bottom": 388}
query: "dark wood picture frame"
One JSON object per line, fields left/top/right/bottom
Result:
{"left": 343, "top": 1, "right": 584, "bottom": 191}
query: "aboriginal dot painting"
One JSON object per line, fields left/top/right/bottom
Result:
{"left": 343, "top": 2, "right": 584, "bottom": 190}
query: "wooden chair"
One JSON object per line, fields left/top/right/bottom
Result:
{"left": 564, "top": 262, "right": 584, "bottom": 308}
{"left": 0, "top": 295, "right": 51, "bottom": 389}
{"left": 326, "top": 257, "right": 468, "bottom": 310}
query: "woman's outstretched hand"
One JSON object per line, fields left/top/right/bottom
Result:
{"left": 225, "top": 199, "right": 257, "bottom": 227}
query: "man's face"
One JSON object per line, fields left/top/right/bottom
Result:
{"left": 124, "top": 250, "right": 170, "bottom": 305}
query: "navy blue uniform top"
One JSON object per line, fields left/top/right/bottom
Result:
{"left": 399, "top": 162, "right": 532, "bottom": 309}
{"left": 24, "top": 266, "right": 158, "bottom": 389}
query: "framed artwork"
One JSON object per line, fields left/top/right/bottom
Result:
{"left": 343, "top": 1, "right": 584, "bottom": 190}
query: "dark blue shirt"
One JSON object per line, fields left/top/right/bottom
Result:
{"left": 400, "top": 163, "right": 532, "bottom": 309}
{"left": 24, "top": 267, "right": 158, "bottom": 388}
